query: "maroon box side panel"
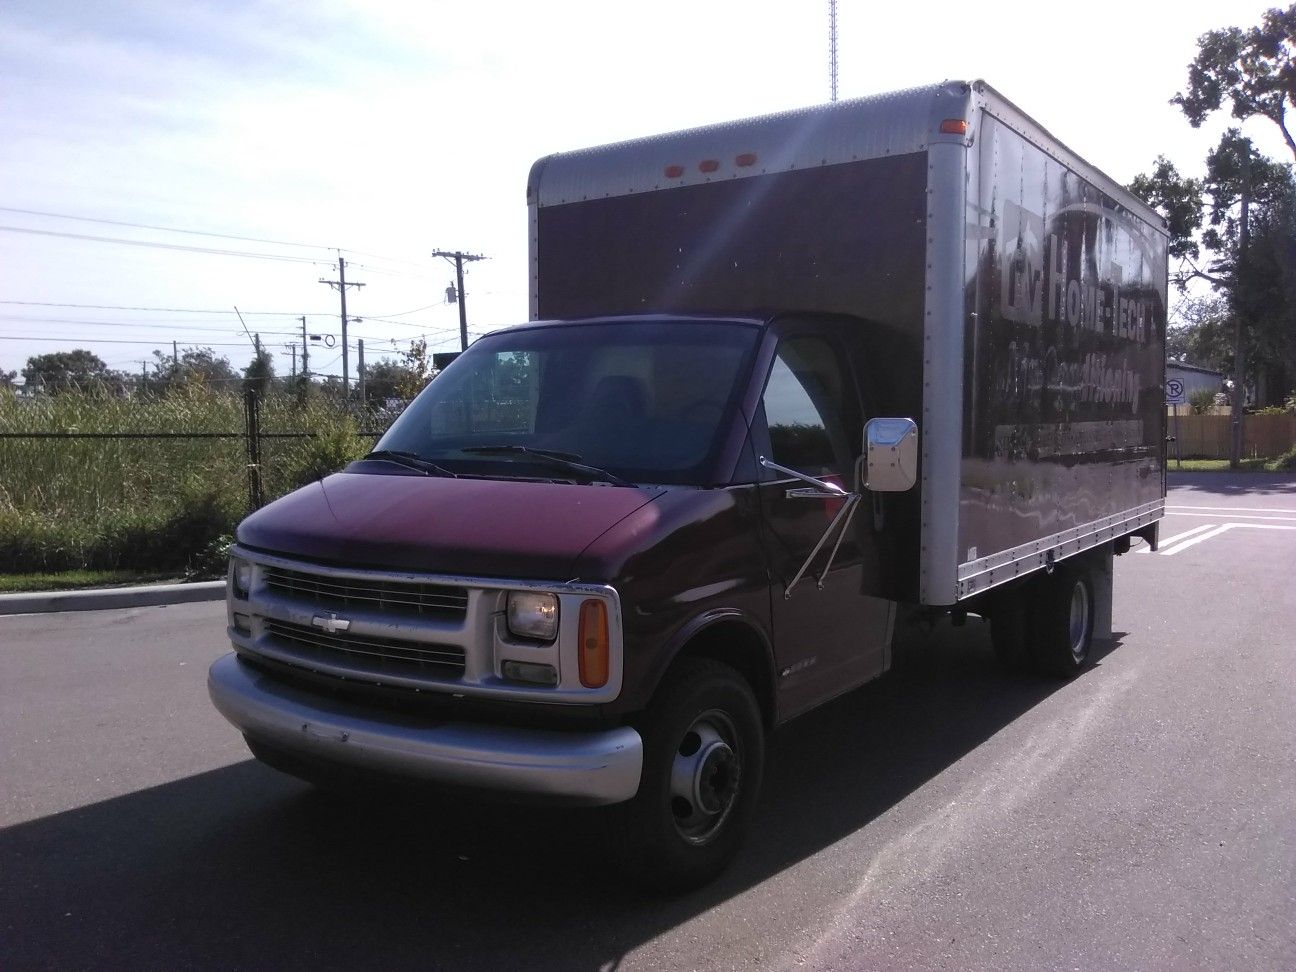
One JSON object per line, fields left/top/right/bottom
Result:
{"left": 958, "top": 115, "right": 1167, "bottom": 564}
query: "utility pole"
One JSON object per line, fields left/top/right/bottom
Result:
{"left": 289, "top": 343, "right": 297, "bottom": 377}
{"left": 319, "top": 255, "right": 364, "bottom": 390}
{"left": 432, "top": 249, "right": 487, "bottom": 351}
{"left": 299, "top": 316, "right": 310, "bottom": 379}
{"left": 1230, "top": 152, "right": 1252, "bottom": 469}
{"left": 357, "top": 339, "right": 366, "bottom": 403}
{"left": 172, "top": 340, "right": 179, "bottom": 370}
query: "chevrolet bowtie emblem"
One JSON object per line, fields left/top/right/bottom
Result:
{"left": 311, "top": 614, "right": 352, "bottom": 634}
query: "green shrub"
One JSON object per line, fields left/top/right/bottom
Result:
{"left": 1188, "top": 387, "right": 1216, "bottom": 415}
{"left": 279, "top": 425, "right": 371, "bottom": 491}
{"left": 187, "top": 532, "right": 234, "bottom": 580}
{"left": 1266, "top": 446, "right": 1296, "bottom": 472}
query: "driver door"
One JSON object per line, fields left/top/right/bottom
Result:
{"left": 754, "top": 328, "right": 893, "bottom": 719}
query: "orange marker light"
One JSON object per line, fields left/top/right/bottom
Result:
{"left": 735, "top": 152, "right": 757, "bottom": 167}
{"left": 664, "top": 164, "right": 685, "bottom": 178}
{"left": 578, "top": 599, "right": 610, "bottom": 689}
{"left": 939, "top": 119, "right": 969, "bottom": 135}
{"left": 698, "top": 159, "right": 720, "bottom": 173}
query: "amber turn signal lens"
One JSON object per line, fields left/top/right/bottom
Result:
{"left": 578, "top": 599, "right": 609, "bottom": 689}
{"left": 939, "top": 119, "right": 968, "bottom": 135}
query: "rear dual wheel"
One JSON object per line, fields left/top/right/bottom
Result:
{"left": 1033, "top": 562, "right": 1095, "bottom": 677}
{"left": 990, "top": 560, "right": 1096, "bottom": 678}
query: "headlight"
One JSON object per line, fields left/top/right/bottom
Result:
{"left": 230, "top": 557, "right": 253, "bottom": 599}
{"left": 506, "top": 591, "right": 558, "bottom": 641}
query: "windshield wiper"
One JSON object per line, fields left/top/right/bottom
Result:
{"left": 362, "top": 449, "right": 458, "bottom": 478}
{"left": 460, "top": 446, "right": 635, "bottom": 487}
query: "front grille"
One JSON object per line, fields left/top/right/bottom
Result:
{"left": 264, "top": 566, "right": 469, "bottom": 620}
{"left": 263, "top": 618, "right": 466, "bottom": 680}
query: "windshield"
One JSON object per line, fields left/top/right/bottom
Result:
{"left": 374, "top": 320, "right": 759, "bottom": 486}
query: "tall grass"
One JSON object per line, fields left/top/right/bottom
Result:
{"left": 0, "top": 388, "right": 380, "bottom": 573}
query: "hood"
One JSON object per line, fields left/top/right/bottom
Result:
{"left": 236, "top": 470, "right": 665, "bottom": 580}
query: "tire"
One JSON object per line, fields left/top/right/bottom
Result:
{"left": 605, "top": 657, "right": 765, "bottom": 892}
{"left": 1029, "top": 561, "right": 1096, "bottom": 678}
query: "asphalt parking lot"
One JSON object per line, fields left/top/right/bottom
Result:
{"left": 2, "top": 474, "right": 1293, "bottom": 970}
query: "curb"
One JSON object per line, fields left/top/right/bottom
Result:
{"left": 0, "top": 580, "right": 226, "bottom": 616}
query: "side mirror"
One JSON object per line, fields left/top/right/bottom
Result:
{"left": 863, "top": 417, "right": 918, "bottom": 491}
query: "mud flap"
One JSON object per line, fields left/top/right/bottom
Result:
{"left": 1092, "top": 546, "right": 1114, "bottom": 642}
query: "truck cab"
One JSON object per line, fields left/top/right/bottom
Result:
{"left": 212, "top": 311, "right": 915, "bottom": 888}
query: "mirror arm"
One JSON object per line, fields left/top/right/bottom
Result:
{"left": 781, "top": 493, "right": 861, "bottom": 599}
{"left": 814, "top": 495, "right": 863, "bottom": 590}
{"left": 758, "top": 456, "right": 848, "bottom": 496}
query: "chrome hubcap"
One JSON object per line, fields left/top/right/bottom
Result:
{"left": 1068, "top": 581, "right": 1091, "bottom": 662}
{"left": 669, "top": 710, "right": 741, "bottom": 845}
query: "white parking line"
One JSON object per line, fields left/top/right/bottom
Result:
{"left": 1134, "top": 523, "right": 1216, "bottom": 553}
{"left": 1158, "top": 524, "right": 1235, "bottom": 555}
{"left": 1164, "top": 510, "right": 1296, "bottom": 522}
{"left": 1156, "top": 522, "right": 1296, "bottom": 556}
{"left": 1169, "top": 505, "right": 1296, "bottom": 515}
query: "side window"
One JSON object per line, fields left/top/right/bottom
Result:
{"left": 761, "top": 337, "right": 851, "bottom": 475}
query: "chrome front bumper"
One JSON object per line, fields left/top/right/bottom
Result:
{"left": 208, "top": 653, "right": 643, "bottom": 806}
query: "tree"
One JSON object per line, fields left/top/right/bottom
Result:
{"left": 395, "top": 338, "right": 434, "bottom": 399}
{"left": 1168, "top": 296, "right": 1234, "bottom": 371}
{"left": 242, "top": 343, "right": 275, "bottom": 400}
{"left": 362, "top": 357, "right": 418, "bottom": 403}
{"left": 22, "top": 349, "right": 123, "bottom": 393}
{"left": 0, "top": 369, "right": 16, "bottom": 390}
{"left": 1172, "top": 4, "right": 1296, "bottom": 159}
{"left": 1131, "top": 134, "right": 1290, "bottom": 290}
{"left": 1130, "top": 7, "right": 1296, "bottom": 418}
{"left": 150, "top": 346, "right": 237, "bottom": 393}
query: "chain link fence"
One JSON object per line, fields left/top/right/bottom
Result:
{"left": 0, "top": 388, "right": 405, "bottom": 574}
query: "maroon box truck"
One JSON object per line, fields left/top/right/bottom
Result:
{"left": 209, "top": 80, "right": 1168, "bottom": 889}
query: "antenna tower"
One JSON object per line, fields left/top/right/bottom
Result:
{"left": 829, "top": 0, "right": 839, "bottom": 102}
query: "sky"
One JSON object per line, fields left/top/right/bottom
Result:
{"left": 1, "top": 0, "right": 1289, "bottom": 384}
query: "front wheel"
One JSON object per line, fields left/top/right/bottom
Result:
{"left": 605, "top": 657, "right": 764, "bottom": 892}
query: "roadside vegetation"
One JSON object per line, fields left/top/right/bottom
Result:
{"left": 0, "top": 387, "right": 377, "bottom": 575}
{"left": 1168, "top": 458, "right": 1273, "bottom": 472}
{"left": 0, "top": 570, "right": 180, "bottom": 593}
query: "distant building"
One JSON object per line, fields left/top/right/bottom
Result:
{"left": 1167, "top": 360, "right": 1224, "bottom": 405}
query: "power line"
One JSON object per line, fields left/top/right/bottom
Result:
{"left": 0, "top": 207, "right": 438, "bottom": 271}
{"left": 0, "top": 314, "right": 303, "bottom": 335}
{"left": 342, "top": 261, "right": 438, "bottom": 280}
{"left": 355, "top": 321, "right": 456, "bottom": 336}
{"left": 0, "top": 225, "right": 330, "bottom": 264}
{"left": 0, "top": 300, "right": 328, "bottom": 316}
{"left": 0, "top": 335, "right": 259, "bottom": 347}
{"left": 333, "top": 249, "right": 436, "bottom": 271}
{"left": 0, "top": 206, "right": 336, "bottom": 252}
{"left": 361, "top": 301, "right": 444, "bottom": 318}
